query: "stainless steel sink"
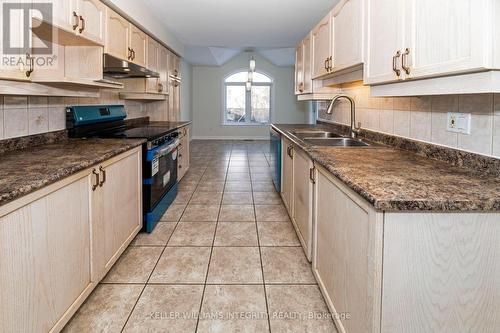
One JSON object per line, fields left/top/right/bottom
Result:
{"left": 304, "top": 138, "right": 370, "bottom": 147}
{"left": 292, "top": 131, "right": 343, "bottom": 139}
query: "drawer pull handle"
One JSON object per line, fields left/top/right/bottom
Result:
{"left": 99, "top": 166, "right": 106, "bottom": 187}
{"left": 392, "top": 51, "right": 401, "bottom": 77}
{"left": 402, "top": 48, "right": 411, "bottom": 75}
{"left": 92, "top": 169, "right": 100, "bottom": 191}
{"left": 72, "top": 12, "right": 79, "bottom": 31}
{"left": 309, "top": 167, "right": 316, "bottom": 184}
{"left": 78, "top": 15, "right": 85, "bottom": 33}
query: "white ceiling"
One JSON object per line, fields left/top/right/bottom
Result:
{"left": 144, "top": 0, "right": 339, "bottom": 66}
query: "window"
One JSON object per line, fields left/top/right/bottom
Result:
{"left": 224, "top": 71, "right": 273, "bottom": 125}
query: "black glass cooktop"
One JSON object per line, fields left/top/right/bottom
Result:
{"left": 108, "top": 125, "right": 178, "bottom": 140}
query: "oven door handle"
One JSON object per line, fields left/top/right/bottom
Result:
{"left": 156, "top": 138, "right": 180, "bottom": 157}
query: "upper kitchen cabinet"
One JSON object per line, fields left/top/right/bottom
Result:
{"left": 295, "top": 34, "right": 313, "bottom": 95}
{"left": 147, "top": 37, "right": 160, "bottom": 73}
{"left": 104, "top": 7, "right": 131, "bottom": 61}
{"left": 76, "top": 0, "right": 106, "bottom": 45}
{"left": 332, "top": 0, "right": 363, "bottom": 72}
{"left": 294, "top": 43, "right": 304, "bottom": 94}
{"left": 365, "top": 0, "right": 499, "bottom": 86}
{"left": 311, "top": 12, "right": 333, "bottom": 79}
{"left": 130, "top": 24, "right": 147, "bottom": 67}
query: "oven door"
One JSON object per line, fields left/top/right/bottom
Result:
{"left": 145, "top": 139, "right": 179, "bottom": 211}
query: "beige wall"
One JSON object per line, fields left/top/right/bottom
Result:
{"left": 192, "top": 52, "right": 308, "bottom": 140}
{"left": 319, "top": 83, "right": 500, "bottom": 158}
{"left": 0, "top": 91, "right": 167, "bottom": 140}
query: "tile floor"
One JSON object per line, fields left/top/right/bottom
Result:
{"left": 63, "top": 140, "right": 337, "bottom": 333}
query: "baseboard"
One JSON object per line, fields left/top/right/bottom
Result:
{"left": 191, "top": 136, "right": 270, "bottom": 141}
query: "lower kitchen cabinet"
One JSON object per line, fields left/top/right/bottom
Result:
{"left": 177, "top": 126, "right": 190, "bottom": 181}
{"left": 0, "top": 147, "right": 142, "bottom": 332}
{"left": 280, "top": 138, "right": 294, "bottom": 212}
{"left": 313, "top": 164, "right": 500, "bottom": 333}
{"left": 92, "top": 147, "right": 142, "bottom": 281}
{"left": 291, "top": 147, "right": 314, "bottom": 261}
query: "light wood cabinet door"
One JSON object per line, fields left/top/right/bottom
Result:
{"left": 104, "top": 7, "right": 130, "bottom": 61}
{"left": 292, "top": 148, "right": 314, "bottom": 261}
{"left": 77, "top": 0, "right": 106, "bottom": 45}
{"left": 177, "top": 127, "right": 190, "bottom": 181}
{"left": 311, "top": 12, "right": 332, "bottom": 79}
{"left": 0, "top": 176, "right": 92, "bottom": 333}
{"left": 92, "top": 149, "right": 142, "bottom": 280}
{"left": 313, "top": 168, "right": 381, "bottom": 333}
{"left": 302, "top": 34, "right": 313, "bottom": 94}
{"left": 333, "top": 0, "right": 363, "bottom": 71}
{"left": 146, "top": 37, "right": 160, "bottom": 73}
{"left": 364, "top": 0, "right": 405, "bottom": 84}
{"left": 40, "top": 0, "right": 78, "bottom": 32}
{"left": 130, "top": 24, "right": 147, "bottom": 67}
{"left": 168, "top": 82, "right": 180, "bottom": 121}
{"left": 404, "top": 0, "right": 491, "bottom": 80}
{"left": 294, "top": 43, "right": 304, "bottom": 94}
{"left": 280, "top": 138, "right": 294, "bottom": 214}
{"left": 168, "top": 51, "right": 181, "bottom": 78}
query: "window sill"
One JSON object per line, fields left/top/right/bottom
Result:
{"left": 221, "top": 123, "right": 270, "bottom": 127}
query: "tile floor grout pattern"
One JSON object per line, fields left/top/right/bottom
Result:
{"left": 63, "top": 140, "right": 337, "bottom": 333}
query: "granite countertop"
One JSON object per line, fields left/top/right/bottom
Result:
{"left": 272, "top": 124, "right": 500, "bottom": 212}
{"left": 0, "top": 138, "right": 145, "bottom": 207}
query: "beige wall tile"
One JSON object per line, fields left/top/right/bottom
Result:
{"left": 431, "top": 111, "right": 458, "bottom": 148}
{"left": 0, "top": 97, "right": 3, "bottom": 140}
{"left": 411, "top": 96, "right": 432, "bottom": 111}
{"left": 410, "top": 111, "right": 432, "bottom": 142}
{"left": 393, "top": 97, "right": 411, "bottom": 111}
{"left": 28, "top": 96, "right": 48, "bottom": 108}
{"left": 393, "top": 109, "right": 410, "bottom": 137}
{"left": 493, "top": 116, "right": 500, "bottom": 157}
{"left": 379, "top": 97, "right": 394, "bottom": 110}
{"left": 28, "top": 107, "right": 49, "bottom": 135}
{"left": 494, "top": 94, "right": 500, "bottom": 114}
{"left": 458, "top": 114, "right": 493, "bottom": 155}
{"left": 379, "top": 109, "right": 394, "bottom": 134}
{"left": 4, "top": 108, "right": 28, "bottom": 138}
{"left": 459, "top": 94, "right": 493, "bottom": 114}
{"left": 48, "top": 106, "right": 66, "bottom": 131}
{"left": 3, "top": 96, "right": 27, "bottom": 109}
{"left": 432, "top": 95, "right": 458, "bottom": 112}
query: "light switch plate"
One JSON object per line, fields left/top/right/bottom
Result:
{"left": 447, "top": 112, "right": 471, "bottom": 134}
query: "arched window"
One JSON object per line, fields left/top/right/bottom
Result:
{"left": 223, "top": 70, "right": 273, "bottom": 125}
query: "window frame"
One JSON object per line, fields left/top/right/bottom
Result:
{"left": 222, "top": 70, "right": 274, "bottom": 126}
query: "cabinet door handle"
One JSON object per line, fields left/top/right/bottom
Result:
{"left": 402, "top": 48, "right": 411, "bottom": 75}
{"left": 72, "top": 11, "right": 79, "bottom": 31}
{"left": 287, "top": 146, "right": 294, "bottom": 159}
{"left": 128, "top": 47, "right": 132, "bottom": 60}
{"left": 309, "top": 167, "right": 316, "bottom": 184}
{"left": 92, "top": 169, "right": 100, "bottom": 191}
{"left": 324, "top": 58, "right": 329, "bottom": 71}
{"left": 99, "top": 166, "right": 106, "bottom": 187}
{"left": 131, "top": 49, "right": 136, "bottom": 61}
{"left": 78, "top": 15, "right": 85, "bottom": 33}
{"left": 25, "top": 53, "right": 34, "bottom": 77}
{"left": 392, "top": 51, "right": 401, "bottom": 77}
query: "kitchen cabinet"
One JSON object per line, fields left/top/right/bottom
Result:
{"left": 0, "top": 173, "right": 93, "bottom": 333}
{"left": 291, "top": 148, "right": 314, "bottom": 261}
{"left": 294, "top": 43, "right": 304, "bottom": 94}
{"left": 92, "top": 148, "right": 142, "bottom": 281}
{"left": 177, "top": 126, "right": 190, "bottom": 181}
{"left": 302, "top": 34, "right": 313, "bottom": 94}
{"left": 147, "top": 37, "right": 160, "bottom": 73}
{"left": 77, "top": 0, "right": 106, "bottom": 45}
{"left": 280, "top": 138, "right": 294, "bottom": 213}
{"left": 365, "top": 0, "right": 496, "bottom": 85}
{"left": 168, "top": 79, "right": 180, "bottom": 121}
{"left": 311, "top": 12, "right": 333, "bottom": 79}
{"left": 332, "top": 0, "right": 363, "bottom": 71}
{"left": 130, "top": 24, "right": 147, "bottom": 67}
{"left": 159, "top": 46, "right": 170, "bottom": 93}
{"left": 104, "top": 7, "right": 131, "bottom": 61}
{"left": 0, "top": 148, "right": 142, "bottom": 332}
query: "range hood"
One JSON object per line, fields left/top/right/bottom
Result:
{"left": 103, "top": 54, "right": 159, "bottom": 79}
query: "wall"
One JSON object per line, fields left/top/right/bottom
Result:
{"left": 319, "top": 83, "right": 500, "bottom": 158}
{"left": 180, "top": 60, "right": 192, "bottom": 122}
{"left": 192, "top": 53, "right": 308, "bottom": 140}
{"left": 0, "top": 91, "right": 167, "bottom": 140}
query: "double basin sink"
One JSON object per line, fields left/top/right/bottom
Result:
{"left": 291, "top": 130, "right": 371, "bottom": 147}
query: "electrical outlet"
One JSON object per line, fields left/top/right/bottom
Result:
{"left": 447, "top": 112, "right": 471, "bottom": 134}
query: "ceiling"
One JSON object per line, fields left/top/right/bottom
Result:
{"left": 144, "top": 0, "right": 339, "bottom": 66}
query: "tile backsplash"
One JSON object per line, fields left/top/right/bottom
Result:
{"left": 318, "top": 83, "right": 500, "bottom": 158}
{"left": 0, "top": 90, "right": 168, "bottom": 141}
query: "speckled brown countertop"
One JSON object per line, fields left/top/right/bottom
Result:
{"left": 272, "top": 124, "right": 500, "bottom": 211}
{"left": 0, "top": 138, "right": 145, "bottom": 207}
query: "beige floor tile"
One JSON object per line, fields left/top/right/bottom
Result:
{"left": 102, "top": 247, "right": 163, "bottom": 283}
{"left": 227, "top": 166, "right": 250, "bottom": 173}
{"left": 214, "top": 222, "right": 259, "bottom": 246}
{"left": 196, "top": 181, "right": 225, "bottom": 192}
{"left": 255, "top": 205, "right": 290, "bottom": 222}
{"left": 219, "top": 205, "right": 256, "bottom": 222}
{"left": 201, "top": 174, "right": 227, "bottom": 182}
{"left": 131, "top": 223, "right": 177, "bottom": 246}
{"left": 181, "top": 204, "right": 220, "bottom": 222}
{"left": 207, "top": 247, "right": 263, "bottom": 284}
{"left": 261, "top": 247, "right": 315, "bottom": 284}
{"left": 252, "top": 181, "right": 277, "bottom": 192}
{"left": 225, "top": 181, "right": 252, "bottom": 192}
{"left": 63, "top": 284, "right": 142, "bottom": 333}
{"left": 172, "top": 191, "right": 193, "bottom": 205}
{"left": 161, "top": 204, "right": 186, "bottom": 222}
{"left": 178, "top": 181, "right": 198, "bottom": 192}
{"left": 190, "top": 191, "right": 223, "bottom": 205}
{"left": 168, "top": 222, "right": 216, "bottom": 246}
{"left": 198, "top": 285, "right": 269, "bottom": 333}
{"left": 253, "top": 192, "right": 283, "bottom": 205}
{"left": 257, "top": 223, "right": 301, "bottom": 246}
{"left": 251, "top": 173, "right": 272, "bottom": 181}
{"left": 123, "top": 285, "right": 204, "bottom": 333}
{"left": 149, "top": 247, "right": 211, "bottom": 283}
{"left": 266, "top": 285, "right": 337, "bottom": 333}
{"left": 250, "top": 166, "right": 272, "bottom": 173}
{"left": 226, "top": 172, "right": 251, "bottom": 181}
{"left": 222, "top": 192, "right": 254, "bottom": 205}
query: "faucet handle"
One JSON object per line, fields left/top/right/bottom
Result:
{"left": 356, "top": 122, "right": 362, "bottom": 130}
